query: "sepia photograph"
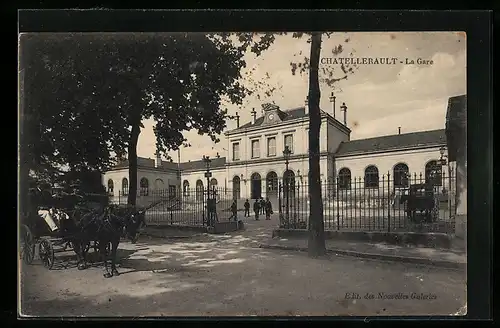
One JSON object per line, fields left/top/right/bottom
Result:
{"left": 18, "top": 31, "right": 467, "bottom": 317}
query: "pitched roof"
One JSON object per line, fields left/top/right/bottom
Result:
{"left": 113, "top": 157, "right": 180, "bottom": 170}
{"left": 229, "top": 106, "right": 335, "bottom": 133}
{"left": 179, "top": 157, "right": 226, "bottom": 171}
{"left": 112, "top": 156, "right": 227, "bottom": 172}
{"left": 335, "top": 129, "right": 447, "bottom": 157}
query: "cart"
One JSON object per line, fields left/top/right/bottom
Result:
{"left": 400, "top": 183, "right": 436, "bottom": 223}
{"left": 20, "top": 189, "right": 111, "bottom": 269}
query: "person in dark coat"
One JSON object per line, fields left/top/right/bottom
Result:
{"left": 230, "top": 200, "right": 238, "bottom": 222}
{"left": 243, "top": 199, "right": 250, "bottom": 217}
{"left": 265, "top": 197, "right": 273, "bottom": 220}
{"left": 260, "top": 197, "right": 266, "bottom": 215}
{"left": 253, "top": 199, "right": 260, "bottom": 221}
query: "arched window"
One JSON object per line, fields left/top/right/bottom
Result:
{"left": 266, "top": 171, "right": 278, "bottom": 194}
{"left": 364, "top": 165, "right": 379, "bottom": 188}
{"left": 153, "top": 179, "right": 164, "bottom": 196}
{"left": 140, "top": 177, "right": 149, "bottom": 196}
{"left": 183, "top": 180, "right": 190, "bottom": 196}
{"left": 393, "top": 163, "right": 409, "bottom": 188}
{"left": 122, "top": 178, "right": 129, "bottom": 196}
{"left": 425, "top": 160, "right": 442, "bottom": 186}
{"left": 338, "top": 168, "right": 351, "bottom": 189}
{"left": 107, "top": 179, "right": 114, "bottom": 194}
{"left": 154, "top": 178, "right": 164, "bottom": 190}
{"left": 195, "top": 180, "right": 204, "bottom": 202}
{"left": 250, "top": 173, "right": 262, "bottom": 199}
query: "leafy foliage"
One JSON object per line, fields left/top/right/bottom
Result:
{"left": 289, "top": 33, "right": 359, "bottom": 88}
{"left": 21, "top": 33, "right": 277, "bottom": 203}
{"left": 21, "top": 34, "right": 130, "bottom": 176}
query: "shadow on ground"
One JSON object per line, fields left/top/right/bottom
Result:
{"left": 20, "top": 220, "right": 466, "bottom": 317}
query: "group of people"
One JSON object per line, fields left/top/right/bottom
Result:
{"left": 229, "top": 197, "right": 274, "bottom": 221}
{"left": 246, "top": 197, "right": 273, "bottom": 220}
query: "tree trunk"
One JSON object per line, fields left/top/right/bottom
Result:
{"left": 127, "top": 118, "right": 141, "bottom": 206}
{"left": 307, "top": 32, "right": 327, "bottom": 257}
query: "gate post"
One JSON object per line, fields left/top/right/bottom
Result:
{"left": 336, "top": 176, "right": 340, "bottom": 230}
{"left": 278, "top": 182, "right": 283, "bottom": 228}
{"left": 387, "top": 172, "right": 391, "bottom": 232}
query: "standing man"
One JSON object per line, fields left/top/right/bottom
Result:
{"left": 264, "top": 197, "right": 273, "bottom": 220}
{"left": 243, "top": 199, "right": 250, "bottom": 217}
{"left": 230, "top": 200, "right": 238, "bottom": 222}
{"left": 253, "top": 199, "right": 260, "bottom": 221}
{"left": 260, "top": 197, "right": 266, "bottom": 215}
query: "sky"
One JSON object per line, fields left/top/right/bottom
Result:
{"left": 136, "top": 32, "right": 466, "bottom": 163}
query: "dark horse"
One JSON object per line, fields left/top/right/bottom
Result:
{"left": 73, "top": 204, "right": 144, "bottom": 278}
{"left": 399, "top": 183, "right": 435, "bottom": 223}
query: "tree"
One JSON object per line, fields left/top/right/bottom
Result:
{"left": 245, "top": 32, "right": 356, "bottom": 257}
{"left": 20, "top": 33, "right": 277, "bottom": 207}
{"left": 19, "top": 34, "right": 130, "bottom": 214}
{"left": 306, "top": 33, "right": 326, "bottom": 256}
{"left": 88, "top": 33, "right": 276, "bottom": 205}
{"left": 289, "top": 32, "right": 357, "bottom": 257}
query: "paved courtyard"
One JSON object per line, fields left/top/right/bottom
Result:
{"left": 19, "top": 219, "right": 466, "bottom": 317}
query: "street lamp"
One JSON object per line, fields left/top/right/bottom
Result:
{"left": 297, "top": 169, "right": 303, "bottom": 223}
{"left": 439, "top": 147, "right": 448, "bottom": 166}
{"left": 438, "top": 146, "right": 449, "bottom": 194}
{"left": 203, "top": 155, "right": 213, "bottom": 226}
{"left": 283, "top": 145, "right": 292, "bottom": 227}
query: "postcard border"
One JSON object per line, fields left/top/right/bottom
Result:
{"left": 16, "top": 9, "right": 493, "bottom": 321}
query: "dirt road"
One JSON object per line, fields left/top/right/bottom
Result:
{"left": 19, "top": 227, "right": 466, "bottom": 317}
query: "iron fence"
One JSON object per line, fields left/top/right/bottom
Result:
{"left": 108, "top": 170, "right": 456, "bottom": 234}
{"left": 276, "top": 170, "right": 457, "bottom": 233}
{"left": 112, "top": 187, "right": 236, "bottom": 227}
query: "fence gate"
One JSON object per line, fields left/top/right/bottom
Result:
{"left": 277, "top": 179, "right": 307, "bottom": 229}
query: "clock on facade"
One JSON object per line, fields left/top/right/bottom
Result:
{"left": 268, "top": 114, "right": 274, "bottom": 121}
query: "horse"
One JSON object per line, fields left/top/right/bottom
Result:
{"left": 399, "top": 186, "right": 435, "bottom": 223}
{"left": 72, "top": 204, "right": 144, "bottom": 278}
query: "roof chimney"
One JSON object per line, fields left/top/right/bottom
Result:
{"left": 155, "top": 151, "right": 162, "bottom": 168}
{"left": 235, "top": 112, "right": 240, "bottom": 128}
{"left": 340, "top": 102, "right": 348, "bottom": 126}
{"left": 304, "top": 96, "right": 309, "bottom": 115}
{"left": 329, "top": 91, "right": 336, "bottom": 119}
{"left": 398, "top": 127, "right": 401, "bottom": 135}
{"left": 251, "top": 108, "right": 257, "bottom": 124}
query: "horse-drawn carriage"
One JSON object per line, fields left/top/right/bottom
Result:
{"left": 19, "top": 188, "right": 111, "bottom": 269}
{"left": 399, "top": 182, "right": 438, "bottom": 223}
{"left": 20, "top": 185, "right": 151, "bottom": 277}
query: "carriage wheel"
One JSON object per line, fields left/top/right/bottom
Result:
{"left": 39, "top": 238, "right": 55, "bottom": 269}
{"left": 20, "top": 224, "right": 35, "bottom": 265}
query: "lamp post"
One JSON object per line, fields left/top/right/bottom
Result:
{"left": 203, "top": 155, "right": 212, "bottom": 226}
{"left": 297, "top": 169, "right": 303, "bottom": 225}
{"left": 439, "top": 147, "right": 448, "bottom": 166}
{"left": 283, "top": 145, "right": 292, "bottom": 227}
{"left": 439, "top": 146, "right": 449, "bottom": 194}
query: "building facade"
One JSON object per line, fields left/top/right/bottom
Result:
{"left": 103, "top": 156, "right": 181, "bottom": 205}
{"left": 102, "top": 101, "right": 452, "bottom": 204}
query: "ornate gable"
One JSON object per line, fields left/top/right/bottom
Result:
{"left": 261, "top": 103, "right": 283, "bottom": 125}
